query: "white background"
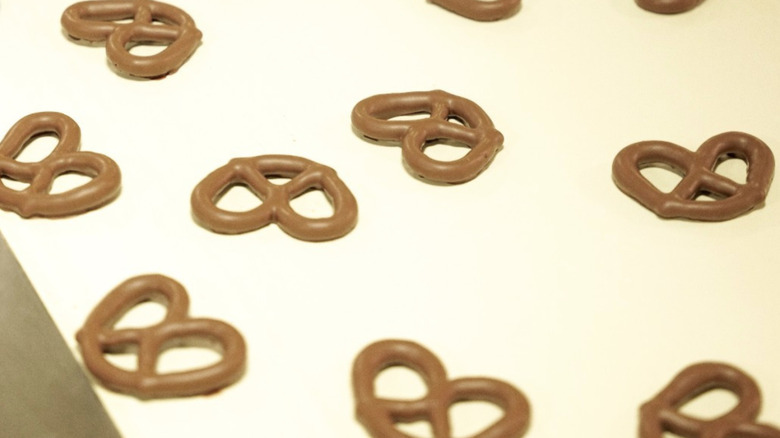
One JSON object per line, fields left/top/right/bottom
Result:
{"left": 1, "top": 0, "right": 780, "bottom": 437}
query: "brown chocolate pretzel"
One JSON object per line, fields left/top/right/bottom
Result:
{"left": 431, "top": 0, "right": 521, "bottom": 21}
{"left": 76, "top": 274, "right": 247, "bottom": 398}
{"left": 612, "top": 131, "right": 774, "bottom": 221}
{"left": 61, "top": 0, "right": 202, "bottom": 78}
{"left": 191, "top": 154, "right": 358, "bottom": 241}
{"left": 352, "top": 90, "right": 504, "bottom": 184}
{"left": 352, "top": 339, "right": 530, "bottom": 438}
{"left": 0, "top": 112, "right": 121, "bottom": 218}
{"left": 635, "top": 0, "right": 705, "bottom": 14}
{"left": 640, "top": 362, "right": 780, "bottom": 438}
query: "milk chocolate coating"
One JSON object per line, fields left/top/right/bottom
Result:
{"left": 61, "top": 0, "right": 202, "bottom": 78}
{"left": 612, "top": 131, "right": 774, "bottom": 221}
{"left": 76, "top": 274, "right": 247, "bottom": 399}
{"left": 0, "top": 112, "right": 121, "bottom": 218}
{"left": 431, "top": 0, "right": 521, "bottom": 21}
{"left": 352, "top": 339, "right": 530, "bottom": 438}
{"left": 635, "top": 0, "right": 705, "bottom": 14}
{"left": 352, "top": 90, "right": 504, "bottom": 184}
{"left": 640, "top": 362, "right": 780, "bottom": 438}
{"left": 191, "top": 154, "right": 358, "bottom": 242}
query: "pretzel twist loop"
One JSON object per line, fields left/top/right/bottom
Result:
{"left": 61, "top": 0, "right": 202, "bottom": 78}
{"left": 191, "top": 154, "right": 358, "bottom": 241}
{"left": 352, "top": 90, "right": 504, "bottom": 184}
{"left": 641, "top": 362, "right": 780, "bottom": 438}
{"left": 0, "top": 112, "right": 121, "bottom": 218}
{"left": 352, "top": 339, "right": 530, "bottom": 438}
{"left": 612, "top": 131, "right": 774, "bottom": 221}
{"left": 76, "top": 274, "right": 247, "bottom": 398}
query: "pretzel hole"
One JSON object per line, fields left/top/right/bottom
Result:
{"left": 423, "top": 138, "right": 471, "bottom": 162}
{"left": 714, "top": 154, "right": 748, "bottom": 184}
{"left": 14, "top": 133, "right": 59, "bottom": 163}
{"left": 450, "top": 401, "right": 504, "bottom": 438}
{"left": 388, "top": 112, "right": 431, "bottom": 122}
{"left": 266, "top": 176, "right": 293, "bottom": 186}
{"left": 375, "top": 365, "right": 429, "bottom": 400}
{"left": 0, "top": 176, "right": 30, "bottom": 191}
{"left": 49, "top": 172, "right": 93, "bottom": 194}
{"left": 290, "top": 188, "right": 334, "bottom": 219}
{"left": 677, "top": 387, "right": 739, "bottom": 420}
{"left": 113, "top": 299, "right": 168, "bottom": 330}
{"left": 156, "top": 336, "right": 224, "bottom": 374}
{"left": 127, "top": 41, "right": 169, "bottom": 57}
{"left": 395, "top": 421, "right": 434, "bottom": 438}
{"left": 447, "top": 115, "right": 468, "bottom": 127}
{"left": 215, "top": 183, "right": 263, "bottom": 212}
{"left": 639, "top": 164, "right": 684, "bottom": 193}
{"left": 694, "top": 192, "right": 722, "bottom": 202}
{"left": 102, "top": 343, "right": 140, "bottom": 372}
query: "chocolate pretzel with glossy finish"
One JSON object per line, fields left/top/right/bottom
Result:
{"left": 191, "top": 154, "right": 358, "bottom": 241}
{"left": 61, "top": 0, "right": 202, "bottom": 78}
{"left": 0, "top": 112, "right": 120, "bottom": 218}
{"left": 635, "top": 0, "right": 704, "bottom": 14}
{"left": 641, "top": 362, "right": 780, "bottom": 438}
{"left": 352, "top": 90, "right": 504, "bottom": 184}
{"left": 612, "top": 131, "right": 774, "bottom": 221}
{"left": 352, "top": 339, "right": 530, "bottom": 438}
{"left": 77, "top": 274, "right": 247, "bottom": 398}
{"left": 431, "top": 0, "right": 521, "bottom": 21}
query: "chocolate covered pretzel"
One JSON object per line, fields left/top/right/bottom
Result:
{"left": 635, "top": 0, "right": 704, "bottom": 14}
{"left": 61, "top": 0, "right": 202, "bottom": 78}
{"left": 641, "top": 362, "right": 780, "bottom": 438}
{"left": 612, "top": 131, "right": 774, "bottom": 221}
{"left": 352, "top": 339, "right": 531, "bottom": 438}
{"left": 77, "top": 274, "right": 247, "bottom": 398}
{"left": 0, "top": 112, "right": 121, "bottom": 218}
{"left": 191, "top": 154, "right": 358, "bottom": 241}
{"left": 431, "top": 0, "right": 521, "bottom": 21}
{"left": 352, "top": 90, "right": 504, "bottom": 184}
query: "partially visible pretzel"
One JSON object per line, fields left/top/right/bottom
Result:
{"left": 352, "top": 90, "right": 504, "bottom": 184}
{"left": 612, "top": 131, "right": 774, "bottom": 221}
{"left": 191, "top": 154, "right": 358, "bottom": 242}
{"left": 635, "top": 0, "right": 705, "bottom": 14}
{"left": 61, "top": 0, "right": 202, "bottom": 78}
{"left": 76, "top": 274, "right": 247, "bottom": 398}
{"left": 352, "top": 339, "right": 531, "bottom": 438}
{"left": 0, "top": 112, "right": 121, "bottom": 218}
{"left": 431, "top": 0, "right": 521, "bottom": 21}
{"left": 640, "top": 362, "right": 780, "bottom": 438}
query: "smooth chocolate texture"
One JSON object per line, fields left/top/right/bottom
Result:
{"left": 62, "top": 0, "right": 202, "bottom": 78}
{"left": 635, "top": 0, "right": 705, "bottom": 14}
{"left": 191, "top": 154, "right": 358, "bottom": 242}
{"left": 431, "top": 0, "right": 521, "bottom": 21}
{"left": 641, "top": 362, "right": 780, "bottom": 438}
{"left": 612, "top": 131, "right": 774, "bottom": 221}
{"left": 0, "top": 112, "right": 121, "bottom": 218}
{"left": 77, "top": 274, "right": 246, "bottom": 399}
{"left": 352, "top": 339, "right": 530, "bottom": 438}
{"left": 352, "top": 90, "right": 504, "bottom": 184}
